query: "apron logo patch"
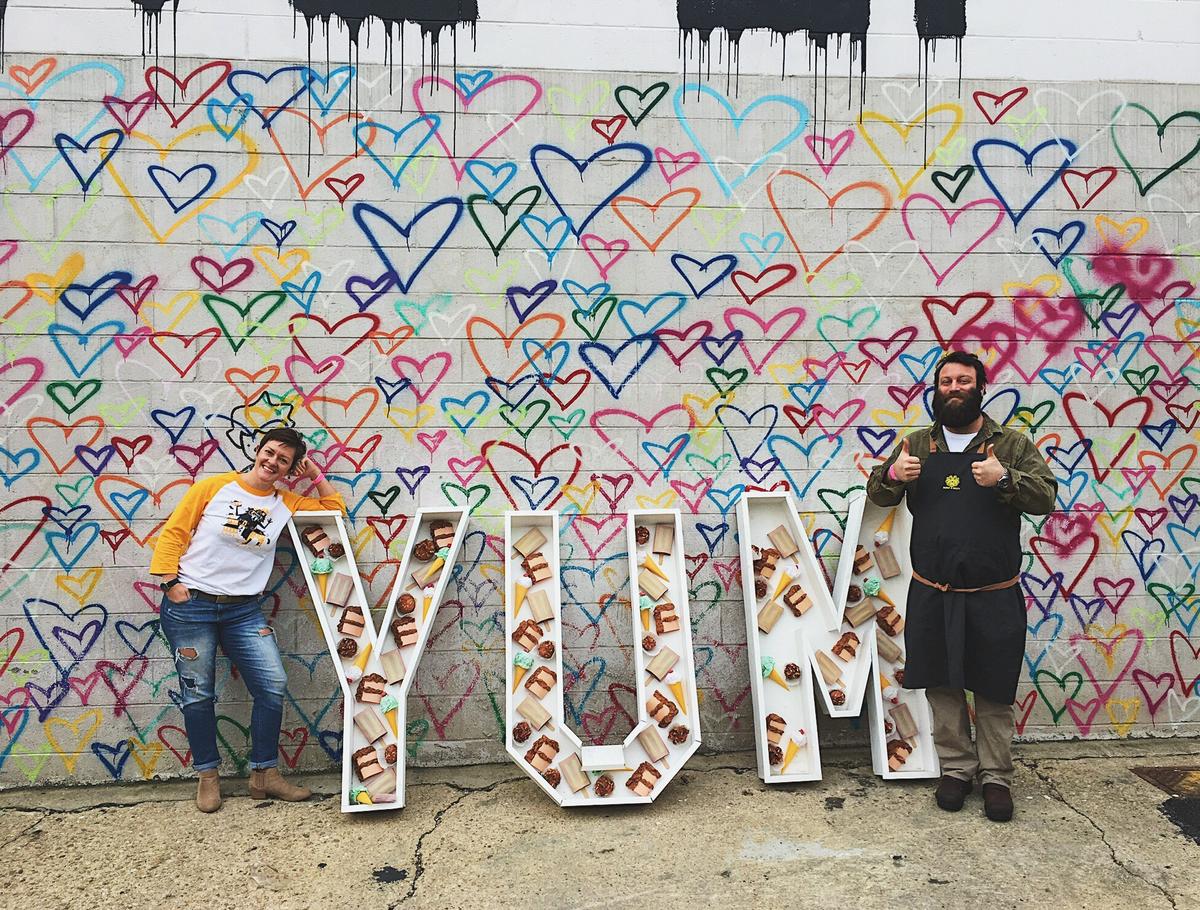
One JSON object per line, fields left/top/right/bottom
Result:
{"left": 943, "top": 474, "right": 961, "bottom": 491}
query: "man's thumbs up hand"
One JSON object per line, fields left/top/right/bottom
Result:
{"left": 891, "top": 436, "right": 922, "bottom": 483}
{"left": 973, "top": 442, "right": 1005, "bottom": 487}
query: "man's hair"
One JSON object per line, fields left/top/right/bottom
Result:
{"left": 934, "top": 350, "right": 987, "bottom": 389}
{"left": 255, "top": 427, "right": 307, "bottom": 475}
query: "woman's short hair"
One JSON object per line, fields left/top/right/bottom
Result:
{"left": 255, "top": 427, "right": 307, "bottom": 474}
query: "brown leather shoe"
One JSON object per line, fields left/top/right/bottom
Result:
{"left": 983, "top": 783, "right": 1014, "bottom": 822}
{"left": 196, "top": 769, "right": 222, "bottom": 813}
{"left": 248, "top": 767, "right": 312, "bottom": 801}
{"left": 935, "top": 774, "right": 973, "bottom": 811}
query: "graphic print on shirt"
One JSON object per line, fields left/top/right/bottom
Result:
{"left": 222, "top": 500, "right": 273, "bottom": 546}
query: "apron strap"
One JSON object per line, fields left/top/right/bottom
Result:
{"left": 912, "top": 569, "right": 1020, "bottom": 594}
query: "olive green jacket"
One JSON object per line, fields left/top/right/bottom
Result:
{"left": 865, "top": 414, "right": 1057, "bottom": 516}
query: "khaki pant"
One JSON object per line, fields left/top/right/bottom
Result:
{"left": 925, "top": 686, "right": 1016, "bottom": 788}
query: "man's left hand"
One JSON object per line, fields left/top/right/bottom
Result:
{"left": 972, "top": 444, "right": 1005, "bottom": 488}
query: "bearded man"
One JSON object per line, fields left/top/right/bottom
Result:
{"left": 866, "top": 351, "right": 1056, "bottom": 821}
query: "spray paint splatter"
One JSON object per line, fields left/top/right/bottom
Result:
{"left": 676, "top": 0, "right": 870, "bottom": 119}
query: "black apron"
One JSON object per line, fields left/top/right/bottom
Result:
{"left": 902, "top": 441, "right": 1026, "bottom": 705}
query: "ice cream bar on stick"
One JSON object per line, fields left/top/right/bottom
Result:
{"left": 558, "top": 752, "right": 591, "bottom": 794}
{"left": 354, "top": 708, "right": 388, "bottom": 743}
{"left": 637, "top": 726, "right": 670, "bottom": 764}
{"left": 325, "top": 572, "right": 354, "bottom": 607}
{"left": 890, "top": 702, "right": 919, "bottom": 740}
{"left": 517, "top": 696, "right": 553, "bottom": 730}
{"left": 646, "top": 647, "right": 679, "bottom": 681}
{"left": 757, "top": 600, "right": 784, "bottom": 634}
{"left": 365, "top": 766, "right": 397, "bottom": 800}
{"left": 513, "top": 528, "right": 547, "bottom": 557}
{"left": 767, "top": 524, "right": 799, "bottom": 559}
{"left": 527, "top": 589, "right": 555, "bottom": 623}
{"left": 815, "top": 650, "right": 845, "bottom": 688}
{"left": 875, "top": 631, "right": 904, "bottom": 664}
{"left": 638, "top": 568, "right": 669, "bottom": 600}
{"left": 652, "top": 524, "right": 674, "bottom": 557}
{"left": 874, "top": 544, "right": 901, "bottom": 579}
{"left": 844, "top": 598, "right": 878, "bottom": 627}
{"left": 379, "top": 649, "right": 406, "bottom": 684}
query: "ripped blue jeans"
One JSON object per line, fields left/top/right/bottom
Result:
{"left": 159, "top": 593, "right": 287, "bottom": 772}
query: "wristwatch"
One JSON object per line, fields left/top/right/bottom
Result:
{"left": 997, "top": 470, "right": 1011, "bottom": 491}
{"left": 159, "top": 578, "right": 181, "bottom": 593}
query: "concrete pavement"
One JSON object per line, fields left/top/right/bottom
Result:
{"left": 0, "top": 739, "right": 1196, "bottom": 910}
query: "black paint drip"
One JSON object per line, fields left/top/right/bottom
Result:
{"left": 677, "top": 0, "right": 870, "bottom": 113}
{"left": 132, "top": 0, "right": 179, "bottom": 61}
{"left": 914, "top": 0, "right": 966, "bottom": 154}
{"left": 914, "top": 0, "right": 966, "bottom": 87}
{"left": 289, "top": 1, "right": 477, "bottom": 78}
{"left": 0, "top": 0, "right": 7, "bottom": 68}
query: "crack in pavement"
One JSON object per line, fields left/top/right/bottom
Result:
{"left": 1024, "top": 760, "right": 1178, "bottom": 910}
{"left": 0, "top": 811, "right": 47, "bottom": 850}
{"left": 389, "top": 775, "right": 525, "bottom": 908}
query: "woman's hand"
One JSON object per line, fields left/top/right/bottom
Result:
{"left": 166, "top": 584, "right": 191, "bottom": 604}
{"left": 295, "top": 457, "right": 322, "bottom": 482}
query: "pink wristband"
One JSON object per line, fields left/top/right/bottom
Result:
{"left": 888, "top": 462, "right": 899, "bottom": 482}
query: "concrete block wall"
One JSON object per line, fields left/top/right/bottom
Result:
{"left": 0, "top": 1, "right": 1198, "bottom": 786}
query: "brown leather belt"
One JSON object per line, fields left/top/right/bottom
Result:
{"left": 911, "top": 570, "right": 1020, "bottom": 594}
{"left": 189, "top": 589, "right": 261, "bottom": 605}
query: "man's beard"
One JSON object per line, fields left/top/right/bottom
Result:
{"left": 933, "top": 387, "right": 984, "bottom": 429}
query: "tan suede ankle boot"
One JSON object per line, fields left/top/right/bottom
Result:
{"left": 196, "top": 769, "right": 222, "bottom": 813}
{"left": 248, "top": 767, "right": 312, "bottom": 801}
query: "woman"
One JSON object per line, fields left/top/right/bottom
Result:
{"left": 151, "top": 427, "right": 345, "bottom": 812}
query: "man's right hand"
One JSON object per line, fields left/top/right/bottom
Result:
{"left": 891, "top": 437, "right": 922, "bottom": 483}
{"left": 166, "top": 584, "right": 191, "bottom": 604}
